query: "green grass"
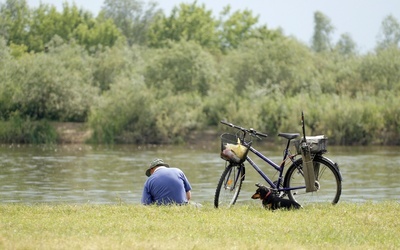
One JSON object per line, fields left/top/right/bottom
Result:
{"left": 1, "top": 202, "right": 399, "bottom": 249}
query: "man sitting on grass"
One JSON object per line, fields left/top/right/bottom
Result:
{"left": 141, "top": 159, "right": 192, "bottom": 205}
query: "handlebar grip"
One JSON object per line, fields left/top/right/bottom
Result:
{"left": 257, "top": 132, "right": 268, "bottom": 137}
{"left": 220, "top": 120, "right": 230, "bottom": 125}
{"left": 220, "top": 120, "right": 235, "bottom": 128}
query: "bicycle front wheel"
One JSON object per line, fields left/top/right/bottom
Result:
{"left": 214, "top": 164, "right": 245, "bottom": 208}
{"left": 284, "top": 155, "right": 342, "bottom": 205}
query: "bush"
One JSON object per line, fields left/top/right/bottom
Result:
{"left": 88, "top": 76, "right": 156, "bottom": 144}
{"left": 222, "top": 38, "right": 317, "bottom": 96}
{"left": 144, "top": 41, "right": 218, "bottom": 96}
{"left": 0, "top": 113, "right": 58, "bottom": 144}
{"left": 152, "top": 92, "right": 206, "bottom": 144}
{"left": 2, "top": 41, "right": 98, "bottom": 122}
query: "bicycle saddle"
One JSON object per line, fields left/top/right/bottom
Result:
{"left": 278, "top": 133, "right": 300, "bottom": 140}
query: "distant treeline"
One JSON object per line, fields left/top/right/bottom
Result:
{"left": 0, "top": 0, "right": 400, "bottom": 145}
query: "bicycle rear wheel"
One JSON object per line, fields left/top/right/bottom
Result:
{"left": 284, "top": 155, "right": 342, "bottom": 205}
{"left": 214, "top": 164, "right": 244, "bottom": 208}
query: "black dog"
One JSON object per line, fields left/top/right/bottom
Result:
{"left": 251, "top": 183, "right": 302, "bottom": 210}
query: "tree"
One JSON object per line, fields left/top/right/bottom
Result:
{"left": 27, "top": 3, "right": 60, "bottom": 52}
{"left": 311, "top": 11, "right": 335, "bottom": 52}
{"left": 147, "top": 1, "right": 219, "bottom": 49}
{"left": 376, "top": 15, "right": 400, "bottom": 50}
{"left": 218, "top": 6, "right": 259, "bottom": 50}
{"left": 0, "top": 37, "right": 16, "bottom": 119}
{"left": 101, "top": 0, "right": 161, "bottom": 46}
{"left": 144, "top": 40, "right": 217, "bottom": 96}
{"left": 335, "top": 33, "right": 357, "bottom": 56}
{"left": 0, "top": 0, "right": 30, "bottom": 46}
{"left": 360, "top": 46, "right": 400, "bottom": 93}
{"left": 72, "top": 12, "right": 122, "bottom": 51}
{"left": 0, "top": 1, "right": 123, "bottom": 53}
{"left": 88, "top": 76, "right": 155, "bottom": 144}
{"left": 59, "top": 2, "right": 122, "bottom": 51}
{"left": 91, "top": 41, "right": 142, "bottom": 92}
{"left": 223, "top": 38, "right": 317, "bottom": 96}
{"left": 4, "top": 40, "right": 98, "bottom": 121}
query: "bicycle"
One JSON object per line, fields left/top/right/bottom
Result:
{"left": 214, "top": 115, "right": 342, "bottom": 208}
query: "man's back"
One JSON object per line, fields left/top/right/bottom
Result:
{"left": 142, "top": 167, "right": 191, "bottom": 205}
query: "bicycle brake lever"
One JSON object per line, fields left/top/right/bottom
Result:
{"left": 249, "top": 128, "right": 261, "bottom": 140}
{"left": 249, "top": 128, "right": 267, "bottom": 139}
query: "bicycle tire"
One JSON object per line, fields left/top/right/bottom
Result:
{"left": 214, "top": 164, "right": 245, "bottom": 208}
{"left": 283, "top": 155, "right": 342, "bottom": 205}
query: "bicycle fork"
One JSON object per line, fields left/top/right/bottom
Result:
{"left": 224, "top": 165, "right": 245, "bottom": 191}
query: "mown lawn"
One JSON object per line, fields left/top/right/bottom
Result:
{"left": 0, "top": 202, "right": 399, "bottom": 249}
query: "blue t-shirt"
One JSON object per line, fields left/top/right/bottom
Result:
{"left": 141, "top": 167, "right": 192, "bottom": 205}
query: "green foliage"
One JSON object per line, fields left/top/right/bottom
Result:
{"left": 26, "top": 3, "right": 60, "bottom": 52}
{"left": 91, "top": 42, "right": 144, "bottom": 92}
{"left": 147, "top": 2, "right": 281, "bottom": 52}
{"left": 0, "top": 0, "right": 122, "bottom": 53}
{"left": 56, "top": 3, "right": 122, "bottom": 51}
{"left": 88, "top": 76, "right": 156, "bottom": 144}
{"left": 223, "top": 38, "right": 317, "bottom": 96}
{"left": 0, "top": 112, "right": 58, "bottom": 143}
{"left": 145, "top": 40, "right": 217, "bottom": 96}
{"left": 311, "top": 11, "right": 335, "bottom": 52}
{"left": 0, "top": 0, "right": 30, "bottom": 46}
{"left": 218, "top": 6, "right": 259, "bottom": 50}
{"left": 360, "top": 47, "right": 400, "bottom": 93}
{"left": 0, "top": 38, "right": 14, "bottom": 119}
{"left": 101, "top": 0, "right": 161, "bottom": 46}
{"left": 9, "top": 42, "right": 28, "bottom": 57}
{"left": 0, "top": 41, "right": 98, "bottom": 122}
{"left": 72, "top": 12, "right": 122, "bottom": 51}
{"left": 1, "top": 2, "right": 400, "bottom": 145}
{"left": 335, "top": 33, "right": 357, "bottom": 56}
{"left": 376, "top": 14, "right": 400, "bottom": 50}
{"left": 152, "top": 92, "right": 206, "bottom": 144}
{"left": 379, "top": 92, "right": 400, "bottom": 144}
{"left": 296, "top": 94, "right": 383, "bottom": 145}
{"left": 148, "top": 1, "right": 219, "bottom": 49}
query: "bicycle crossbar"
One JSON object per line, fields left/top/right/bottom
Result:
{"left": 249, "top": 146, "right": 282, "bottom": 171}
{"left": 247, "top": 146, "right": 283, "bottom": 188}
{"left": 247, "top": 146, "right": 306, "bottom": 192}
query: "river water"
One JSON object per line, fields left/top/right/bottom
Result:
{"left": 0, "top": 142, "right": 399, "bottom": 205}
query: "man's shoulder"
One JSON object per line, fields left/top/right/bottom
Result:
{"left": 151, "top": 167, "right": 182, "bottom": 176}
{"left": 169, "top": 167, "right": 184, "bottom": 173}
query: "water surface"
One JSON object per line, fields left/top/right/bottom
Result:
{"left": 0, "top": 143, "right": 399, "bottom": 205}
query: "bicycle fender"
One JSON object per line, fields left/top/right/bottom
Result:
{"left": 316, "top": 155, "right": 343, "bottom": 182}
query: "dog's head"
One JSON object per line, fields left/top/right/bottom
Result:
{"left": 251, "top": 183, "right": 271, "bottom": 200}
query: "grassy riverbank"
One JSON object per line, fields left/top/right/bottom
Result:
{"left": 0, "top": 202, "right": 399, "bottom": 249}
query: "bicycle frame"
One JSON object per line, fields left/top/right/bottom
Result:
{"left": 241, "top": 143, "right": 306, "bottom": 192}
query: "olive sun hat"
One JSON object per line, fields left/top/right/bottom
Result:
{"left": 145, "top": 158, "right": 169, "bottom": 177}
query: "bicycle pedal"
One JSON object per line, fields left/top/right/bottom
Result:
{"left": 278, "top": 192, "right": 287, "bottom": 198}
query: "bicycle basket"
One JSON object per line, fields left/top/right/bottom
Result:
{"left": 220, "top": 133, "right": 249, "bottom": 164}
{"left": 293, "top": 135, "right": 328, "bottom": 154}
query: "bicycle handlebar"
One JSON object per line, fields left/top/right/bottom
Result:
{"left": 220, "top": 120, "right": 268, "bottom": 138}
